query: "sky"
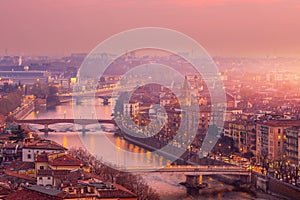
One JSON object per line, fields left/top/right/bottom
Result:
{"left": 0, "top": 0, "right": 300, "bottom": 57}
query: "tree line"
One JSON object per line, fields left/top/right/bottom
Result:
{"left": 69, "top": 147, "right": 160, "bottom": 200}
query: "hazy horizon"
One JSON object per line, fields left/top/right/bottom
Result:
{"left": 1, "top": 0, "right": 300, "bottom": 57}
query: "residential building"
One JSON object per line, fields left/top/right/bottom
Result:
{"left": 227, "top": 120, "right": 256, "bottom": 154}
{"left": 256, "top": 120, "right": 300, "bottom": 162}
{"left": 123, "top": 102, "right": 139, "bottom": 116}
{"left": 6, "top": 180, "right": 137, "bottom": 200}
{"left": 284, "top": 126, "right": 300, "bottom": 166}
{"left": 0, "top": 142, "right": 23, "bottom": 161}
{"left": 48, "top": 154, "right": 89, "bottom": 171}
{"left": 22, "top": 139, "right": 67, "bottom": 162}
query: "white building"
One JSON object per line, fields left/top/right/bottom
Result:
{"left": 37, "top": 170, "right": 53, "bottom": 186}
{"left": 22, "top": 139, "right": 67, "bottom": 162}
{"left": 123, "top": 102, "right": 139, "bottom": 116}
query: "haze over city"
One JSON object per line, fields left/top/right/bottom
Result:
{"left": 1, "top": 1, "right": 300, "bottom": 200}
{"left": 0, "top": 0, "right": 300, "bottom": 57}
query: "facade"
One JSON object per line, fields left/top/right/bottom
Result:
{"left": 0, "top": 71, "right": 50, "bottom": 85}
{"left": 284, "top": 126, "right": 300, "bottom": 166}
{"left": 256, "top": 120, "right": 300, "bottom": 162}
{"left": 198, "top": 106, "right": 211, "bottom": 133}
{"left": 6, "top": 181, "right": 137, "bottom": 200}
{"left": 123, "top": 102, "right": 139, "bottom": 116}
{"left": 37, "top": 170, "right": 53, "bottom": 186}
{"left": 22, "top": 139, "right": 67, "bottom": 162}
{"left": 227, "top": 120, "right": 255, "bottom": 153}
{"left": 0, "top": 142, "right": 23, "bottom": 161}
{"left": 49, "top": 154, "right": 89, "bottom": 171}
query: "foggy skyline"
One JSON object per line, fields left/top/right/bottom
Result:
{"left": 0, "top": 0, "right": 300, "bottom": 57}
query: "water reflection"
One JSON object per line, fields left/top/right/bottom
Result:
{"left": 25, "top": 99, "right": 258, "bottom": 199}
{"left": 25, "top": 99, "right": 170, "bottom": 168}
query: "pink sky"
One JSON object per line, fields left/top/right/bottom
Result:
{"left": 0, "top": 0, "right": 299, "bottom": 57}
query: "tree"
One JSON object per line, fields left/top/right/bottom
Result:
{"left": 69, "top": 148, "right": 160, "bottom": 200}
{"left": 46, "top": 85, "right": 60, "bottom": 107}
{"left": 0, "top": 90, "right": 22, "bottom": 115}
{"left": 31, "top": 82, "right": 49, "bottom": 98}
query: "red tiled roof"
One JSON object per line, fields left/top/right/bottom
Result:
{"left": 0, "top": 180, "right": 12, "bottom": 195}
{"left": 257, "top": 119, "right": 300, "bottom": 127}
{"left": 36, "top": 153, "right": 48, "bottom": 162}
{"left": 37, "top": 170, "right": 52, "bottom": 176}
{"left": 6, "top": 189, "right": 62, "bottom": 200}
{"left": 98, "top": 183, "right": 137, "bottom": 198}
{"left": 2, "top": 142, "right": 22, "bottom": 149}
{"left": 4, "top": 170, "right": 36, "bottom": 182}
{"left": 50, "top": 154, "right": 85, "bottom": 167}
{"left": 5, "top": 160, "right": 35, "bottom": 171}
{"left": 23, "top": 139, "right": 67, "bottom": 151}
{"left": 37, "top": 170, "right": 70, "bottom": 177}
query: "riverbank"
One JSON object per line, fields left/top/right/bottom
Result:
{"left": 11, "top": 100, "right": 35, "bottom": 120}
{"left": 119, "top": 129, "right": 295, "bottom": 199}
{"left": 20, "top": 102, "right": 296, "bottom": 200}
{"left": 214, "top": 175, "right": 288, "bottom": 200}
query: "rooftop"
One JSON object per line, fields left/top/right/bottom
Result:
{"left": 257, "top": 119, "right": 300, "bottom": 127}
{"left": 5, "top": 160, "right": 35, "bottom": 171}
{"left": 4, "top": 170, "right": 36, "bottom": 182}
{"left": 23, "top": 139, "right": 67, "bottom": 151}
{"left": 23, "top": 185, "right": 65, "bottom": 197}
{"left": 36, "top": 153, "right": 48, "bottom": 162}
{"left": 5, "top": 188, "right": 62, "bottom": 200}
{"left": 50, "top": 154, "right": 85, "bottom": 167}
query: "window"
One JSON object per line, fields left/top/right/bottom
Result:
{"left": 39, "top": 177, "right": 42, "bottom": 180}
{"left": 27, "top": 154, "right": 31, "bottom": 159}
{"left": 47, "top": 177, "right": 51, "bottom": 180}
{"left": 40, "top": 166, "right": 44, "bottom": 170}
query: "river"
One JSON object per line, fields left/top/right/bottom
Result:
{"left": 24, "top": 99, "right": 276, "bottom": 200}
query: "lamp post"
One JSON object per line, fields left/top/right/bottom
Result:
{"left": 23, "top": 84, "right": 26, "bottom": 96}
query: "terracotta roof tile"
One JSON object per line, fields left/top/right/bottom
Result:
{"left": 4, "top": 170, "right": 36, "bottom": 182}
{"left": 36, "top": 153, "right": 48, "bottom": 162}
{"left": 6, "top": 190, "right": 60, "bottom": 200}
{"left": 257, "top": 119, "right": 300, "bottom": 127}
{"left": 23, "top": 139, "right": 67, "bottom": 151}
{"left": 50, "top": 154, "right": 85, "bottom": 167}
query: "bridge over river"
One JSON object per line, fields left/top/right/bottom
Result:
{"left": 15, "top": 118, "right": 116, "bottom": 125}
{"left": 124, "top": 165, "right": 250, "bottom": 175}
{"left": 58, "top": 89, "right": 114, "bottom": 105}
{"left": 125, "top": 165, "right": 251, "bottom": 187}
{"left": 15, "top": 118, "right": 116, "bottom": 135}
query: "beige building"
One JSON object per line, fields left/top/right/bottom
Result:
{"left": 284, "top": 126, "right": 300, "bottom": 166}
{"left": 256, "top": 120, "right": 300, "bottom": 162}
{"left": 227, "top": 120, "right": 255, "bottom": 154}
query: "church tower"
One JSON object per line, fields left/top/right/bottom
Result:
{"left": 181, "top": 76, "right": 191, "bottom": 106}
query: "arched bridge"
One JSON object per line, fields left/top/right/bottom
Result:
{"left": 15, "top": 118, "right": 116, "bottom": 126}
{"left": 122, "top": 165, "right": 251, "bottom": 185}
{"left": 122, "top": 165, "right": 250, "bottom": 176}
{"left": 58, "top": 89, "right": 114, "bottom": 104}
